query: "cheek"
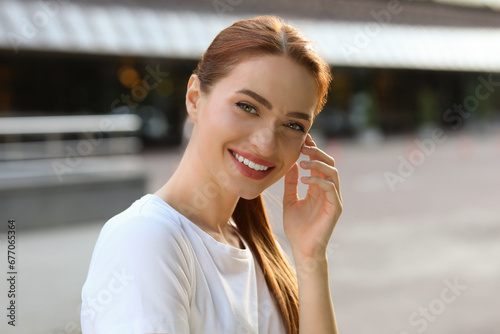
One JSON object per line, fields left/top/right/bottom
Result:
{"left": 199, "top": 102, "right": 234, "bottom": 139}
{"left": 281, "top": 139, "right": 304, "bottom": 167}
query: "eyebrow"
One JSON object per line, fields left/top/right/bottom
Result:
{"left": 236, "top": 89, "right": 273, "bottom": 110}
{"left": 286, "top": 111, "right": 311, "bottom": 121}
{"left": 235, "top": 88, "right": 312, "bottom": 121}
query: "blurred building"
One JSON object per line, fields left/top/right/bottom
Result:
{"left": 1, "top": 0, "right": 500, "bottom": 142}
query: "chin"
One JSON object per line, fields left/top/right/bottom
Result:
{"left": 236, "top": 188, "right": 264, "bottom": 200}
{"left": 228, "top": 182, "right": 266, "bottom": 201}
{"left": 239, "top": 192, "right": 262, "bottom": 201}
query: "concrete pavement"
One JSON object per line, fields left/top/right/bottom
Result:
{"left": 1, "top": 126, "right": 500, "bottom": 334}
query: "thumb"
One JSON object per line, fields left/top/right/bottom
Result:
{"left": 283, "top": 163, "right": 299, "bottom": 207}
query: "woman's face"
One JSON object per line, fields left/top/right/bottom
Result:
{"left": 189, "top": 55, "right": 318, "bottom": 199}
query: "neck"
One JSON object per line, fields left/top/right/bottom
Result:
{"left": 154, "top": 137, "right": 240, "bottom": 239}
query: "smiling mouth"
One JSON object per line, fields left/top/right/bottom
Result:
{"left": 228, "top": 149, "right": 275, "bottom": 180}
{"left": 231, "top": 151, "right": 270, "bottom": 171}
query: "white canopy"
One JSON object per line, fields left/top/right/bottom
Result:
{"left": 1, "top": 0, "right": 500, "bottom": 72}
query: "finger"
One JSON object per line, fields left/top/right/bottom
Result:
{"left": 303, "top": 135, "right": 322, "bottom": 179}
{"left": 300, "top": 160, "right": 342, "bottom": 204}
{"left": 301, "top": 144, "right": 335, "bottom": 167}
{"left": 305, "top": 133, "right": 316, "bottom": 146}
{"left": 283, "top": 163, "right": 299, "bottom": 207}
{"left": 301, "top": 176, "right": 343, "bottom": 209}
{"left": 299, "top": 159, "right": 336, "bottom": 177}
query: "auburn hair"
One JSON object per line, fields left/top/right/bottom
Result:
{"left": 193, "top": 15, "right": 332, "bottom": 334}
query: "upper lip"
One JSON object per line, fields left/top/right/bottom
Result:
{"left": 229, "top": 148, "right": 276, "bottom": 168}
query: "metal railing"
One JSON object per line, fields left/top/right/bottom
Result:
{"left": 0, "top": 114, "right": 143, "bottom": 161}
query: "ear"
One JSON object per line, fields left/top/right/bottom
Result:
{"left": 185, "top": 74, "right": 204, "bottom": 123}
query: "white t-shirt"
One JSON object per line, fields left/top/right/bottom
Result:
{"left": 81, "top": 194, "right": 286, "bottom": 334}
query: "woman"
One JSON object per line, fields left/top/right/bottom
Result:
{"left": 81, "top": 15, "right": 342, "bottom": 334}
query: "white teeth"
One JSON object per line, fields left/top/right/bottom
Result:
{"left": 232, "top": 151, "right": 269, "bottom": 171}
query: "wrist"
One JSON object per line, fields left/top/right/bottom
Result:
{"left": 291, "top": 243, "right": 327, "bottom": 262}
{"left": 292, "top": 247, "right": 328, "bottom": 273}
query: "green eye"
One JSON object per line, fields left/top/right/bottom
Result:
{"left": 236, "top": 102, "right": 257, "bottom": 114}
{"left": 286, "top": 122, "right": 305, "bottom": 132}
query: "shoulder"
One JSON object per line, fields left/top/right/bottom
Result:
{"left": 100, "top": 194, "right": 188, "bottom": 243}
{"left": 90, "top": 194, "right": 195, "bottom": 271}
{"left": 82, "top": 195, "right": 195, "bottom": 333}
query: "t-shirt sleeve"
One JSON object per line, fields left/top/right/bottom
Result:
{"left": 81, "top": 215, "right": 194, "bottom": 334}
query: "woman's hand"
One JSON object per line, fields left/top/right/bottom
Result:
{"left": 283, "top": 133, "right": 343, "bottom": 260}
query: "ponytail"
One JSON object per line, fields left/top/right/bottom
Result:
{"left": 232, "top": 195, "right": 299, "bottom": 334}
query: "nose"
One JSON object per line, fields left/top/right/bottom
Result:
{"left": 249, "top": 126, "right": 278, "bottom": 157}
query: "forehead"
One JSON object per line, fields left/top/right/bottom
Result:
{"left": 214, "top": 55, "right": 318, "bottom": 116}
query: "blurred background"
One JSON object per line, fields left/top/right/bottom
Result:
{"left": 1, "top": 0, "right": 499, "bottom": 333}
